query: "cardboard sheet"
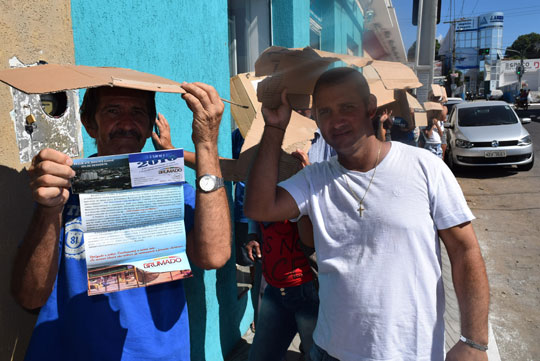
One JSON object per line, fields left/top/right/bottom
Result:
{"left": 423, "top": 101, "right": 444, "bottom": 111}
{"left": 429, "top": 84, "right": 448, "bottom": 103}
{"left": 0, "top": 64, "right": 187, "bottom": 94}
{"left": 369, "top": 60, "right": 423, "bottom": 90}
{"left": 230, "top": 73, "right": 262, "bottom": 138}
{"left": 253, "top": 46, "right": 422, "bottom": 110}
{"left": 363, "top": 65, "right": 395, "bottom": 107}
{"left": 222, "top": 72, "right": 317, "bottom": 182}
{"left": 254, "top": 46, "right": 371, "bottom": 109}
{"left": 406, "top": 92, "right": 428, "bottom": 127}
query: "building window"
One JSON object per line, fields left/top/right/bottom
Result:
{"left": 228, "top": 0, "right": 271, "bottom": 75}
{"left": 310, "top": 17, "right": 322, "bottom": 50}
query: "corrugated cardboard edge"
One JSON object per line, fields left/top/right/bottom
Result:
{"left": 230, "top": 73, "right": 261, "bottom": 138}
{"left": 0, "top": 64, "right": 186, "bottom": 94}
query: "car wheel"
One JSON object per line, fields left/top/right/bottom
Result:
{"left": 517, "top": 155, "right": 534, "bottom": 171}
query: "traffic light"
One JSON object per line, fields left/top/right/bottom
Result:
{"left": 516, "top": 65, "right": 523, "bottom": 76}
{"left": 478, "top": 48, "right": 490, "bottom": 55}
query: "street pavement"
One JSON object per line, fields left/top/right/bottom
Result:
{"left": 227, "top": 242, "right": 502, "bottom": 361}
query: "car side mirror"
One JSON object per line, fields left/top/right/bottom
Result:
{"left": 444, "top": 122, "right": 453, "bottom": 129}
{"left": 520, "top": 117, "right": 532, "bottom": 124}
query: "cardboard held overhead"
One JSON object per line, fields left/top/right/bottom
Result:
{"left": 363, "top": 65, "right": 395, "bottom": 107}
{"left": 429, "top": 84, "right": 448, "bottom": 103}
{"left": 423, "top": 101, "right": 444, "bottom": 111}
{"left": 254, "top": 46, "right": 371, "bottom": 109}
{"left": 369, "top": 61, "right": 423, "bottom": 90}
{"left": 221, "top": 72, "right": 318, "bottom": 182}
{"left": 230, "top": 72, "right": 263, "bottom": 138}
{"left": 406, "top": 92, "right": 428, "bottom": 127}
{"left": 0, "top": 64, "right": 187, "bottom": 94}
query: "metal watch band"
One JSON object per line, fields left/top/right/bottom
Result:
{"left": 196, "top": 174, "right": 225, "bottom": 193}
{"left": 459, "top": 335, "right": 488, "bottom": 351}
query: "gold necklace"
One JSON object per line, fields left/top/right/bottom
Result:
{"left": 343, "top": 142, "right": 382, "bottom": 217}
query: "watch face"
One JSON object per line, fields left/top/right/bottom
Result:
{"left": 199, "top": 175, "right": 215, "bottom": 192}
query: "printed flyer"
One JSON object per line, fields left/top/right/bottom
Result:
{"left": 72, "top": 149, "right": 193, "bottom": 296}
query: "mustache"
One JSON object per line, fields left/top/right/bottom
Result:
{"left": 109, "top": 129, "right": 141, "bottom": 140}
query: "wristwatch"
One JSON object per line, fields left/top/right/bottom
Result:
{"left": 196, "top": 174, "right": 225, "bottom": 193}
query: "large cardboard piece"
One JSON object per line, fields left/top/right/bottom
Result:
{"left": 254, "top": 46, "right": 422, "bottom": 112}
{"left": 254, "top": 46, "right": 371, "bottom": 109}
{"left": 369, "top": 61, "right": 423, "bottom": 90}
{"left": 429, "top": 84, "right": 448, "bottom": 103}
{"left": 223, "top": 72, "right": 317, "bottom": 182}
{"left": 423, "top": 101, "right": 444, "bottom": 111}
{"left": 0, "top": 64, "right": 187, "bottom": 94}
{"left": 406, "top": 92, "right": 428, "bottom": 127}
{"left": 230, "top": 73, "right": 262, "bottom": 138}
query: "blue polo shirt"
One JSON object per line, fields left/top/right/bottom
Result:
{"left": 24, "top": 183, "right": 195, "bottom": 361}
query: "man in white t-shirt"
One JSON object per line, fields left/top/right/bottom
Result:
{"left": 245, "top": 67, "right": 489, "bottom": 361}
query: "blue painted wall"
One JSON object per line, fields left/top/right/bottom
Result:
{"left": 316, "top": 0, "right": 364, "bottom": 55}
{"left": 70, "top": 1, "right": 251, "bottom": 359}
{"left": 272, "top": 0, "right": 310, "bottom": 47}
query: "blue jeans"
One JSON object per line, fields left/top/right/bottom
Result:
{"left": 309, "top": 343, "right": 340, "bottom": 361}
{"left": 248, "top": 280, "right": 319, "bottom": 361}
{"left": 424, "top": 143, "right": 443, "bottom": 158}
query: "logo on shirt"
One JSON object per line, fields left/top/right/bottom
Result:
{"left": 64, "top": 216, "right": 85, "bottom": 260}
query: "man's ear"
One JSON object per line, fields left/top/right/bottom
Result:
{"left": 82, "top": 116, "right": 98, "bottom": 139}
{"left": 367, "top": 94, "right": 377, "bottom": 119}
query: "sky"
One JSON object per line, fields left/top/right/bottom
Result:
{"left": 392, "top": 0, "right": 540, "bottom": 54}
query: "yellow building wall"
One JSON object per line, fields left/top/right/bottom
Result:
{"left": 0, "top": 2, "right": 75, "bottom": 359}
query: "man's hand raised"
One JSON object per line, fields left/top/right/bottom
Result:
{"left": 152, "top": 113, "right": 175, "bottom": 150}
{"left": 28, "top": 148, "right": 75, "bottom": 210}
{"left": 181, "top": 82, "right": 224, "bottom": 145}
{"left": 262, "top": 89, "right": 292, "bottom": 131}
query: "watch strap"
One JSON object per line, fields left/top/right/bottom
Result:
{"left": 197, "top": 174, "right": 225, "bottom": 192}
{"left": 459, "top": 335, "right": 488, "bottom": 351}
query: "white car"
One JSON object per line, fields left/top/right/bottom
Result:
{"left": 444, "top": 97, "right": 465, "bottom": 118}
{"left": 445, "top": 101, "right": 534, "bottom": 171}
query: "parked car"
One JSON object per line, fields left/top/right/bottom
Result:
{"left": 445, "top": 101, "right": 534, "bottom": 171}
{"left": 444, "top": 97, "right": 465, "bottom": 118}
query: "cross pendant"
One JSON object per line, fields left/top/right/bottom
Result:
{"left": 358, "top": 203, "right": 365, "bottom": 217}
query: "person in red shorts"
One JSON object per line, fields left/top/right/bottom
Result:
{"left": 246, "top": 220, "right": 318, "bottom": 361}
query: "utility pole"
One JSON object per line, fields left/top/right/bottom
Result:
{"left": 443, "top": 18, "right": 467, "bottom": 96}
{"left": 413, "top": 0, "right": 439, "bottom": 103}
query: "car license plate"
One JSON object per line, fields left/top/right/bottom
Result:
{"left": 485, "top": 150, "right": 506, "bottom": 158}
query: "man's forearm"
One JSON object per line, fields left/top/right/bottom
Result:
{"left": 452, "top": 246, "right": 490, "bottom": 344}
{"left": 190, "top": 142, "right": 231, "bottom": 269}
{"left": 244, "top": 127, "right": 285, "bottom": 221}
{"left": 11, "top": 205, "right": 63, "bottom": 309}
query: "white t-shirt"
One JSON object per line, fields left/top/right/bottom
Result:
{"left": 279, "top": 142, "right": 474, "bottom": 361}
{"left": 425, "top": 120, "right": 443, "bottom": 144}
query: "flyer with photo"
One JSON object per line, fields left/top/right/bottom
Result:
{"left": 72, "top": 149, "right": 193, "bottom": 296}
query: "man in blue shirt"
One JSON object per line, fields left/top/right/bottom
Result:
{"left": 11, "top": 83, "right": 231, "bottom": 360}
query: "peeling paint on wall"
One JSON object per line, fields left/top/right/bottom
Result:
{"left": 9, "top": 57, "right": 83, "bottom": 163}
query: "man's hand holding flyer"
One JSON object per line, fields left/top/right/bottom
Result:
{"left": 72, "top": 149, "right": 192, "bottom": 295}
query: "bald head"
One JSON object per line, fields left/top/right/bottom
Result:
{"left": 312, "top": 67, "right": 371, "bottom": 108}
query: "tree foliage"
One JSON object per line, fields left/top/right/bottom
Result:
{"left": 506, "top": 32, "right": 540, "bottom": 59}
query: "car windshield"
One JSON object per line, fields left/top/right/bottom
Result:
{"left": 445, "top": 102, "right": 461, "bottom": 114}
{"left": 458, "top": 105, "right": 518, "bottom": 127}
